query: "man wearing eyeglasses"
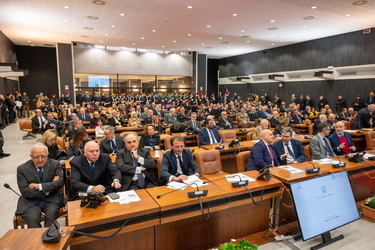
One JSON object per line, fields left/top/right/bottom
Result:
{"left": 70, "top": 141, "right": 121, "bottom": 200}
{"left": 310, "top": 122, "right": 337, "bottom": 160}
{"left": 273, "top": 127, "right": 306, "bottom": 165}
{"left": 15, "top": 142, "right": 64, "bottom": 228}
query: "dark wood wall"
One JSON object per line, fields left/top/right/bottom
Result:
{"left": 16, "top": 46, "right": 58, "bottom": 109}
{"left": 0, "top": 30, "right": 18, "bottom": 95}
{"left": 207, "top": 59, "right": 218, "bottom": 96}
{"left": 213, "top": 27, "right": 375, "bottom": 107}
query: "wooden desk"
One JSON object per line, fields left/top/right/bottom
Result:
{"left": 291, "top": 124, "right": 308, "bottom": 134}
{"left": 67, "top": 189, "right": 160, "bottom": 250}
{"left": 0, "top": 226, "right": 74, "bottom": 250}
{"left": 344, "top": 128, "right": 374, "bottom": 151}
{"left": 171, "top": 132, "right": 198, "bottom": 146}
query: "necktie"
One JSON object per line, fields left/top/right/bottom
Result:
{"left": 110, "top": 140, "right": 116, "bottom": 152}
{"left": 267, "top": 145, "right": 275, "bottom": 164}
{"left": 90, "top": 162, "right": 95, "bottom": 173}
{"left": 193, "top": 120, "right": 196, "bottom": 128}
{"left": 132, "top": 154, "right": 145, "bottom": 188}
{"left": 323, "top": 138, "right": 334, "bottom": 157}
{"left": 38, "top": 167, "right": 43, "bottom": 181}
{"left": 209, "top": 129, "right": 217, "bottom": 144}
{"left": 177, "top": 155, "right": 185, "bottom": 174}
{"left": 297, "top": 116, "right": 302, "bottom": 124}
{"left": 285, "top": 144, "right": 296, "bottom": 160}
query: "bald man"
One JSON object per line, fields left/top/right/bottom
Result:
{"left": 246, "top": 129, "right": 280, "bottom": 171}
{"left": 328, "top": 121, "right": 356, "bottom": 156}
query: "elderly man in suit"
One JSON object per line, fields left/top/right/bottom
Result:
{"left": 159, "top": 135, "right": 200, "bottom": 185}
{"left": 328, "top": 121, "right": 356, "bottom": 156}
{"left": 273, "top": 127, "right": 306, "bottom": 165}
{"left": 77, "top": 108, "right": 90, "bottom": 122}
{"left": 252, "top": 119, "right": 270, "bottom": 140}
{"left": 310, "top": 122, "right": 336, "bottom": 160}
{"left": 108, "top": 110, "right": 124, "bottom": 128}
{"left": 42, "top": 112, "right": 63, "bottom": 136}
{"left": 246, "top": 129, "right": 280, "bottom": 171}
{"left": 16, "top": 142, "right": 64, "bottom": 228}
{"left": 218, "top": 111, "right": 236, "bottom": 129}
{"left": 31, "top": 109, "right": 47, "bottom": 134}
{"left": 116, "top": 133, "right": 158, "bottom": 190}
{"left": 351, "top": 104, "right": 375, "bottom": 129}
{"left": 99, "top": 126, "right": 125, "bottom": 154}
{"left": 186, "top": 112, "right": 202, "bottom": 133}
{"left": 70, "top": 141, "right": 121, "bottom": 200}
{"left": 198, "top": 118, "right": 222, "bottom": 146}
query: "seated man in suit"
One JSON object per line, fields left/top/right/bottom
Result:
{"left": 312, "top": 114, "right": 327, "bottom": 135}
{"left": 42, "top": 112, "right": 63, "bottom": 136}
{"left": 99, "top": 126, "right": 125, "bottom": 154}
{"left": 327, "top": 113, "right": 338, "bottom": 134}
{"left": 268, "top": 111, "right": 280, "bottom": 128}
{"left": 273, "top": 127, "right": 306, "bottom": 165}
{"left": 310, "top": 122, "right": 337, "bottom": 160}
{"left": 116, "top": 133, "right": 158, "bottom": 190}
{"left": 257, "top": 106, "right": 269, "bottom": 118}
{"left": 217, "top": 111, "right": 237, "bottom": 129}
{"left": 67, "top": 119, "right": 83, "bottom": 140}
{"left": 328, "top": 121, "right": 356, "bottom": 156}
{"left": 338, "top": 108, "right": 351, "bottom": 121}
{"left": 198, "top": 119, "right": 222, "bottom": 146}
{"left": 159, "top": 135, "right": 200, "bottom": 185}
{"left": 177, "top": 106, "right": 189, "bottom": 123}
{"left": 70, "top": 141, "right": 121, "bottom": 200}
{"left": 291, "top": 110, "right": 305, "bottom": 124}
{"left": 144, "top": 109, "right": 154, "bottom": 125}
{"left": 252, "top": 119, "right": 270, "bottom": 140}
{"left": 186, "top": 112, "right": 202, "bottom": 133}
{"left": 246, "top": 129, "right": 280, "bottom": 171}
{"left": 248, "top": 107, "right": 260, "bottom": 121}
{"left": 31, "top": 109, "right": 47, "bottom": 134}
{"left": 139, "top": 124, "right": 161, "bottom": 150}
{"left": 108, "top": 110, "right": 124, "bottom": 128}
{"left": 16, "top": 142, "right": 64, "bottom": 228}
{"left": 77, "top": 108, "right": 90, "bottom": 122}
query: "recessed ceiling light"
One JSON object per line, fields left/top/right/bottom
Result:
{"left": 271, "top": 43, "right": 275, "bottom": 46}
{"left": 30, "top": 45, "right": 34, "bottom": 47}
{"left": 187, "top": 6, "right": 192, "bottom": 9}
{"left": 105, "top": 34, "right": 109, "bottom": 36}
{"left": 233, "top": 14, "right": 237, "bottom": 16}
{"left": 207, "top": 25, "right": 211, "bottom": 28}
{"left": 120, "top": 13, "right": 125, "bottom": 16}
{"left": 84, "top": 27, "right": 93, "bottom": 30}
{"left": 64, "top": 20, "right": 68, "bottom": 22}
{"left": 219, "top": 37, "right": 222, "bottom": 40}
{"left": 241, "top": 30, "right": 245, "bottom": 33}
{"left": 346, "top": 14, "right": 351, "bottom": 16}
{"left": 246, "top": 41, "right": 250, "bottom": 43}
{"left": 270, "top": 20, "right": 275, "bottom": 23}
{"left": 100, "top": 40, "right": 103, "bottom": 43}
{"left": 311, "top": 6, "right": 317, "bottom": 9}
{"left": 132, "top": 43, "right": 136, "bottom": 45}
{"left": 187, "top": 33, "right": 191, "bottom": 36}
{"left": 161, "top": 46, "right": 165, "bottom": 48}
{"left": 28, "top": 40, "right": 31, "bottom": 42}
{"left": 202, "top": 43, "right": 205, "bottom": 45}
{"left": 111, "top": 25, "right": 116, "bottom": 28}
{"left": 303, "top": 16, "right": 315, "bottom": 20}
{"left": 141, "top": 37, "right": 145, "bottom": 39}
{"left": 268, "top": 27, "right": 277, "bottom": 30}
{"left": 188, "top": 48, "right": 191, "bottom": 50}
{"left": 352, "top": 0, "right": 368, "bottom": 5}
{"left": 87, "top": 16, "right": 99, "bottom": 20}
{"left": 81, "top": 35, "right": 89, "bottom": 38}
{"left": 92, "top": 0, "right": 106, "bottom": 5}
{"left": 302, "top": 26, "right": 307, "bottom": 28}
{"left": 64, "top": 6, "right": 69, "bottom": 9}
{"left": 173, "top": 40, "right": 177, "bottom": 43}
{"left": 152, "top": 30, "right": 156, "bottom": 32}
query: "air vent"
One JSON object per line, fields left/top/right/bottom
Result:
{"left": 303, "top": 16, "right": 316, "bottom": 20}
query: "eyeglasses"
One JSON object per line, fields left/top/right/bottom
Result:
{"left": 31, "top": 155, "right": 47, "bottom": 159}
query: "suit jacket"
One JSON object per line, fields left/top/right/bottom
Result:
{"left": 108, "top": 117, "right": 124, "bottom": 127}
{"left": 70, "top": 154, "right": 121, "bottom": 200}
{"left": 31, "top": 115, "right": 46, "bottom": 134}
{"left": 268, "top": 116, "right": 279, "bottom": 128}
{"left": 217, "top": 117, "right": 236, "bottom": 129}
{"left": 16, "top": 159, "right": 64, "bottom": 214}
{"left": 249, "top": 112, "right": 259, "bottom": 121}
{"left": 139, "top": 133, "right": 161, "bottom": 148}
{"left": 100, "top": 135, "right": 125, "bottom": 154}
{"left": 351, "top": 108, "right": 371, "bottom": 129}
{"left": 291, "top": 114, "right": 305, "bottom": 124}
{"left": 246, "top": 140, "right": 280, "bottom": 171}
{"left": 42, "top": 119, "right": 63, "bottom": 134}
{"left": 77, "top": 113, "right": 90, "bottom": 122}
{"left": 198, "top": 127, "right": 222, "bottom": 145}
{"left": 328, "top": 132, "right": 354, "bottom": 156}
{"left": 310, "top": 134, "right": 337, "bottom": 160}
{"left": 115, "top": 147, "right": 158, "bottom": 190}
{"left": 338, "top": 112, "right": 351, "bottom": 121}
{"left": 186, "top": 120, "right": 202, "bottom": 130}
{"left": 159, "top": 149, "right": 200, "bottom": 185}
{"left": 273, "top": 139, "right": 306, "bottom": 165}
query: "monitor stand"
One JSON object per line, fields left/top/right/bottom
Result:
{"left": 311, "top": 231, "right": 344, "bottom": 250}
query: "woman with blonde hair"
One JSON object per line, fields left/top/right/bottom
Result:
{"left": 41, "top": 130, "right": 66, "bottom": 160}
{"left": 152, "top": 115, "right": 163, "bottom": 133}
{"left": 127, "top": 111, "right": 141, "bottom": 127}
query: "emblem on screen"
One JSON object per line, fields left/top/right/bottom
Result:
{"left": 321, "top": 185, "right": 327, "bottom": 193}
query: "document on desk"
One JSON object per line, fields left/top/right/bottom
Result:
{"left": 167, "top": 181, "right": 189, "bottom": 190}
{"left": 363, "top": 153, "right": 375, "bottom": 159}
{"left": 251, "top": 140, "right": 260, "bottom": 143}
{"left": 313, "top": 159, "right": 340, "bottom": 165}
{"left": 278, "top": 165, "right": 304, "bottom": 174}
{"left": 183, "top": 175, "right": 208, "bottom": 187}
{"left": 344, "top": 130, "right": 360, "bottom": 133}
{"left": 225, "top": 173, "right": 255, "bottom": 182}
{"left": 108, "top": 190, "right": 141, "bottom": 204}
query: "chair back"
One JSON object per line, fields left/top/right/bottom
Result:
{"left": 236, "top": 151, "right": 250, "bottom": 172}
{"left": 218, "top": 130, "right": 237, "bottom": 143}
{"left": 308, "top": 124, "right": 313, "bottom": 135}
{"left": 303, "top": 145, "right": 312, "bottom": 161}
{"left": 156, "top": 151, "right": 164, "bottom": 178}
{"left": 56, "top": 137, "right": 66, "bottom": 151}
{"left": 163, "top": 135, "right": 173, "bottom": 150}
{"left": 19, "top": 120, "right": 32, "bottom": 132}
{"left": 365, "top": 131, "right": 375, "bottom": 150}
{"left": 342, "top": 121, "right": 350, "bottom": 129}
{"left": 196, "top": 150, "right": 222, "bottom": 175}
{"left": 246, "top": 132, "right": 253, "bottom": 141}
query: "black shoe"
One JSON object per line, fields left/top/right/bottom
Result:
{"left": 0, "top": 153, "right": 11, "bottom": 158}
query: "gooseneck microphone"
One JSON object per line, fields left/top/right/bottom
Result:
{"left": 156, "top": 183, "right": 191, "bottom": 199}
{"left": 332, "top": 157, "right": 346, "bottom": 168}
{"left": 4, "top": 183, "right": 61, "bottom": 243}
{"left": 306, "top": 161, "right": 320, "bottom": 174}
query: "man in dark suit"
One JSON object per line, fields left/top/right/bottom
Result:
{"left": 42, "top": 112, "right": 63, "bottom": 136}
{"left": 177, "top": 106, "right": 189, "bottom": 123}
{"left": 67, "top": 119, "right": 83, "bottom": 140}
{"left": 77, "top": 108, "right": 90, "bottom": 122}
{"left": 268, "top": 111, "right": 280, "bottom": 128}
{"left": 312, "top": 114, "right": 327, "bottom": 135}
{"left": 31, "top": 109, "right": 47, "bottom": 134}
{"left": 249, "top": 107, "right": 260, "bottom": 121}
{"left": 273, "top": 127, "right": 306, "bottom": 165}
{"left": 328, "top": 121, "right": 356, "bottom": 156}
{"left": 338, "top": 108, "right": 351, "bottom": 121}
{"left": 217, "top": 111, "right": 236, "bottom": 129}
{"left": 107, "top": 110, "right": 124, "bottom": 128}
{"left": 159, "top": 135, "right": 200, "bottom": 185}
{"left": 291, "top": 110, "right": 305, "bottom": 124}
{"left": 116, "top": 133, "right": 158, "bottom": 190}
{"left": 70, "top": 141, "right": 121, "bottom": 200}
{"left": 99, "top": 126, "right": 125, "bottom": 154}
{"left": 186, "top": 112, "right": 202, "bottom": 133}
{"left": 365, "top": 91, "right": 375, "bottom": 105}
{"left": 153, "top": 104, "right": 165, "bottom": 118}
{"left": 144, "top": 109, "right": 154, "bottom": 124}
{"left": 198, "top": 119, "right": 222, "bottom": 146}
{"left": 16, "top": 143, "right": 64, "bottom": 228}
{"left": 351, "top": 104, "right": 375, "bottom": 129}
{"left": 246, "top": 129, "right": 280, "bottom": 171}
{"left": 5, "top": 93, "right": 16, "bottom": 123}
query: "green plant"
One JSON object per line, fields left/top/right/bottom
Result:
{"left": 219, "top": 240, "right": 258, "bottom": 250}
{"left": 366, "top": 197, "right": 375, "bottom": 209}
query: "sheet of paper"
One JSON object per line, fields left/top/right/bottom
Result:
{"left": 225, "top": 173, "right": 255, "bottom": 182}
{"left": 313, "top": 159, "right": 340, "bottom": 165}
{"left": 108, "top": 190, "right": 141, "bottom": 204}
{"left": 344, "top": 130, "right": 360, "bottom": 133}
{"left": 363, "top": 153, "right": 375, "bottom": 159}
{"left": 278, "top": 165, "right": 304, "bottom": 174}
{"left": 167, "top": 181, "right": 188, "bottom": 190}
{"left": 182, "top": 175, "right": 208, "bottom": 187}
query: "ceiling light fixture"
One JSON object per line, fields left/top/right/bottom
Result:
{"left": 233, "top": 14, "right": 237, "bottom": 16}
{"left": 207, "top": 25, "right": 211, "bottom": 28}
{"left": 141, "top": 37, "right": 145, "bottom": 39}
{"left": 105, "top": 34, "right": 109, "bottom": 36}
{"left": 111, "top": 25, "right": 116, "bottom": 28}
{"left": 64, "top": 20, "right": 68, "bottom": 22}
{"left": 87, "top": 16, "right": 98, "bottom": 20}
{"left": 64, "top": 6, "right": 69, "bottom": 9}
{"left": 346, "top": 14, "right": 351, "bottom": 16}
{"left": 161, "top": 46, "right": 165, "bottom": 48}
{"left": 268, "top": 27, "right": 277, "bottom": 30}
{"left": 92, "top": 0, "right": 106, "bottom": 5}
{"left": 270, "top": 20, "right": 275, "bottom": 23}
{"left": 187, "top": 34, "right": 191, "bottom": 36}
{"left": 303, "top": 16, "right": 315, "bottom": 20}
{"left": 173, "top": 40, "right": 176, "bottom": 43}
{"left": 120, "top": 13, "right": 125, "bottom": 16}
{"left": 352, "top": 0, "right": 368, "bottom": 5}
{"left": 311, "top": 6, "right": 317, "bottom": 9}
{"left": 219, "top": 37, "right": 222, "bottom": 40}
{"left": 187, "top": 6, "right": 192, "bottom": 8}
{"left": 241, "top": 30, "right": 245, "bottom": 33}
{"left": 152, "top": 30, "right": 156, "bottom": 32}
{"left": 100, "top": 40, "right": 103, "bottom": 43}
{"left": 28, "top": 40, "right": 31, "bottom": 42}
{"left": 133, "top": 43, "right": 136, "bottom": 45}
{"left": 84, "top": 27, "right": 93, "bottom": 30}
{"left": 202, "top": 43, "right": 205, "bottom": 45}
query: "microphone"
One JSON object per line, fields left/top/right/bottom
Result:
{"left": 187, "top": 182, "right": 208, "bottom": 198}
{"left": 4, "top": 183, "right": 61, "bottom": 243}
{"left": 156, "top": 183, "right": 191, "bottom": 199}
{"left": 231, "top": 174, "right": 249, "bottom": 188}
{"left": 256, "top": 164, "right": 273, "bottom": 181}
{"left": 306, "top": 161, "right": 320, "bottom": 174}
{"left": 332, "top": 157, "right": 346, "bottom": 168}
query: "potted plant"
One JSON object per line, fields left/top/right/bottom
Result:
{"left": 361, "top": 196, "right": 375, "bottom": 222}
{"left": 218, "top": 239, "right": 258, "bottom": 250}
